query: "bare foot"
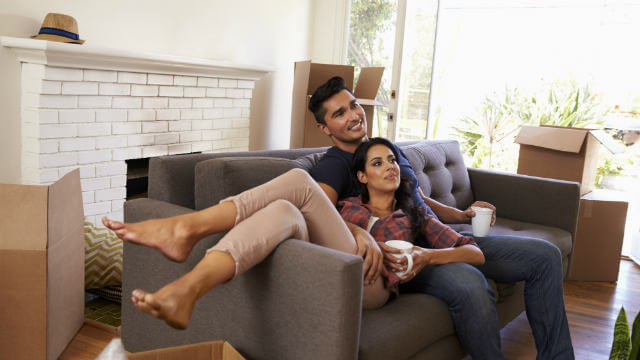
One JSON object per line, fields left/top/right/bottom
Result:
{"left": 102, "top": 216, "right": 196, "bottom": 262}
{"left": 131, "top": 283, "right": 197, "bottom": 330}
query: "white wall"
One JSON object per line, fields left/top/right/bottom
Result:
{"left": 0, "top": 0, "right": 314, "bottom": 183}
{"left": 310, "top": 0, "right": 350, "bottom": 64}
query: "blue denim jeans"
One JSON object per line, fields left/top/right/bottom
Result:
{"left": 400, "top": 235, "right": 574, "bottom": 360}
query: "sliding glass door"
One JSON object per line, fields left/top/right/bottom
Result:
{"left": 347, "top": 0, "right": 440, "bottom": 141}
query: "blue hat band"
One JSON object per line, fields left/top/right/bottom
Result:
{"left": 38, "top": 27, "right": 79, "bottom": 41}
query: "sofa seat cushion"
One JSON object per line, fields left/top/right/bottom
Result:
{"left": 359, "top": 294, "right": 453, "bottom": 360}
{"left": 448, "top": 217, "right": 573, "bottom": 258}
{"left": 359, "top": 278, "right": 511, "bottom": 360}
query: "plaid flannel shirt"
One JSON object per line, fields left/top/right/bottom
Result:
{"left": 337, "top": 196, "right": 477, "bottom": 249}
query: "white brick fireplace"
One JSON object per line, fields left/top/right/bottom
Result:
{"left": 2, "top": 36, "right": 272, "bottom": 225}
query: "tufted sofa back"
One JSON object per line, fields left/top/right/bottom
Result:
{"left": 151, "top": 139, "right": 475, "bottom": 211}
{"left": 400, "top": 140, "right": 474, "bottom": 210}
{"left": 193, "top": 140, "right": 474, "bottom": 212}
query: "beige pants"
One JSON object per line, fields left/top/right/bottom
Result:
{"left": 208, "top": 168, "right": 389, "bottom": 309}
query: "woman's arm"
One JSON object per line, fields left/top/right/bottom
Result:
{"left": 415, "top": 244, "right": 485, "bottom": 266}
{"left": 380, "top": 243, "right": 484, "bottom": 282}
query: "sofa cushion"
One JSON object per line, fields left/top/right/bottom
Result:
{"left": 293, "top": 152, "right": 325, "bottom": 172}
{"left": 85, "top": 221, "right": 122, "bottom": 289}
{"left": 401, "top": 140, "right": 474, "bottom": 210}
{"left": 359, "top": 294, "right": 453, "bottom": 360}
{"left": 448, "top": 217, "right": 573, "bottom": 258}
{"left": 194, "top": 157, "right": 301, "bottom": 210}
{"left": 359, "top": 278, "right": 508, "bottom": 360}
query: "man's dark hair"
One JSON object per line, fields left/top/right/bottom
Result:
{"left": 308, "top": 76, "right": 352, "bottom": 125}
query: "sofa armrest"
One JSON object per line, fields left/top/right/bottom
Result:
{"left": 467, "top": 167, "right": 580, "bottom": 237}
{"left": 122, "top": 198, "right": 363, "bottom": 360}
{"left": 124, "top": 197, "right": 195, "bottom": 222}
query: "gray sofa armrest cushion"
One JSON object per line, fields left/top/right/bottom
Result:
{"left": 194, "top": 157, "right": 302, "bottom": 210}
{"left": 467, "top": 168, "right": 580, "bottom": 236}
{"left": 123, "top": 236, "right": 364, "bottom": 360}
{"left": 147, "top": 153, "right": 217, "bottom": 208}
{"left": 148, "top": 147, "right": 330, "bottom": 208}
{"left": 124, "top": 197, "right": 195, "bottom": 222}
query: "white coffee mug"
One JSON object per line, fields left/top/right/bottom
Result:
{"left": 384, "top": 240, "right": 414, "bottom": 277}
{"left": 471, "top": 206, "right": 493, "bottom": 237}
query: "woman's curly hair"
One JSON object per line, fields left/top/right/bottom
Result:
{"left": 352, "top": 137, "right": 426, "bottom": 242}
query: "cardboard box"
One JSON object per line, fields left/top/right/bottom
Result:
{"left": 290, "top": 60, "right": 384, "bottom": 148}
{"left": 128, "top": 341, "right": 245, "bottom": 360}
{"left": 568, "top": 190, "right": 628, "bottom": 281}
{"left": 0, "top": 170, "right": 85, "bottom": 360}
{"left": 515, "top": 125, "right": 623, "bottom": 195}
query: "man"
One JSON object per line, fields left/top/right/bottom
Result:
{"left": 307, "top": 76, "right": 574, "bottom": 359}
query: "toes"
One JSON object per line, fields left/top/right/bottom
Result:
{"left": 103, "top": 217, "right": 125, "bottom": 230}
{"left": 143, "top": 293, "right": 163, "bottom": 312}
{"left": 134, "top": 300, "right": 154, "bottom": 315}
{"left": 132, "top": 289, "right": 147, "bottom": 302}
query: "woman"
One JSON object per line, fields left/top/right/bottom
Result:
{"left": 102, "top": 138, "right": 483, "bottom": 329}
{"left": 340, "top": 137, "right": 484, "bottom": 281}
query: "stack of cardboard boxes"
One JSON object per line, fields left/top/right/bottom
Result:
{"left": 515, "top": 125, "right": 628, "bottom": 281}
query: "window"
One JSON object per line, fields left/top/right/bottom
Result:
{"left": 347, "top": 0, "right": 440, "bottom": 141}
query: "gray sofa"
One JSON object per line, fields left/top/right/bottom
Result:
{"left": 122, "top": 140, "right": 580, "bottom": 359}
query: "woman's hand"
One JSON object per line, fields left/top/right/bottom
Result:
{"left": 461, "top": 201, "right": 496, "bottom": 226}
{"left": 379, "top": 243, "right": 434, "bottom": 283}
{"left": 398, "top": 247, "right": 435, "bottom": 283}
{"left": 378, "top": 241, "right": 406, "bottom": 273}
{"left": 349, "top": 224, "right": 385, "bottom": 285}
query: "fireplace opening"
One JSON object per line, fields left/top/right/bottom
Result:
{"left": 125, "top": 152, "right": 203, "bottom": 200}
{"left": 126, "top": 158, "right": 149, "bottom": 200}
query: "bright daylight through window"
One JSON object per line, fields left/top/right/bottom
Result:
{"left": 347, "top": 0, "right": 640, "bottom": 259}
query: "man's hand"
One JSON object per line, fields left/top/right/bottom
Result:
{"left": 347, "top": 223, "right": 385, "bottom": 285}
{"left": 461, "top": 201, "right": 496, "bottom": 226}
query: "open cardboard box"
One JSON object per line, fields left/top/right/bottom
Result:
{"left": 290, "top": 60, "right": 384, "bottom": 148}
{"left": 128, "top": 340, "right": 245, "bottom": 360}
{"left": 515, "top": 125, "right": 624, "bottom": 195}
{"left": 0, "top": 170, "right": 85, "bottom": 360}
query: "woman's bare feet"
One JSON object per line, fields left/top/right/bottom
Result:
{"left": 130, "top": 251, "right": 236, "bottom": 330}
{"left": 102, "top": 216, "right": 197, "bottom": 262}
{"left": 131, "top": 283, "right": 198, "bottom": 330}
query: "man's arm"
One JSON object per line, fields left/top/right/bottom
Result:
{"left": 317, "top": 182, "right": 339, "bottom": 205}
{"left": 394, "top": 143, "right": 496, "bottom": 225}
{"left": 418, "top": 187, "right": 496, "bottom": 225}
{"left": 317, "top": 182, "right": 384, "bottom": 285}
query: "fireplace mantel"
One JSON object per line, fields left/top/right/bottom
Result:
{"left": 1, "top": 36, "right": 273, "bottom": 79}
{"left": 2, "top": 35, "right": 270, "bottom": 224}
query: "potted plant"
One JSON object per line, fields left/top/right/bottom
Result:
{"left": 610, "top": 307, "right": 640, "bottom": 360}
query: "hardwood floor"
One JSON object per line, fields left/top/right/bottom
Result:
{"left": 502, "top": 259, "right": 640, "bottom": 359}
{"left": 59, "top": 321, "right": 120, "bottom": 360}
{"left": 60, "top": 259, "right": 640, "bottom": 359}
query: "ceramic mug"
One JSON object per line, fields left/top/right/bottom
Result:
{"left": 384, "top": 240, "right": 414, "bottom": 277}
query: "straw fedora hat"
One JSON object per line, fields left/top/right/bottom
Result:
{"left": 31, "top": 13, "right": 84, "bottom": 44}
